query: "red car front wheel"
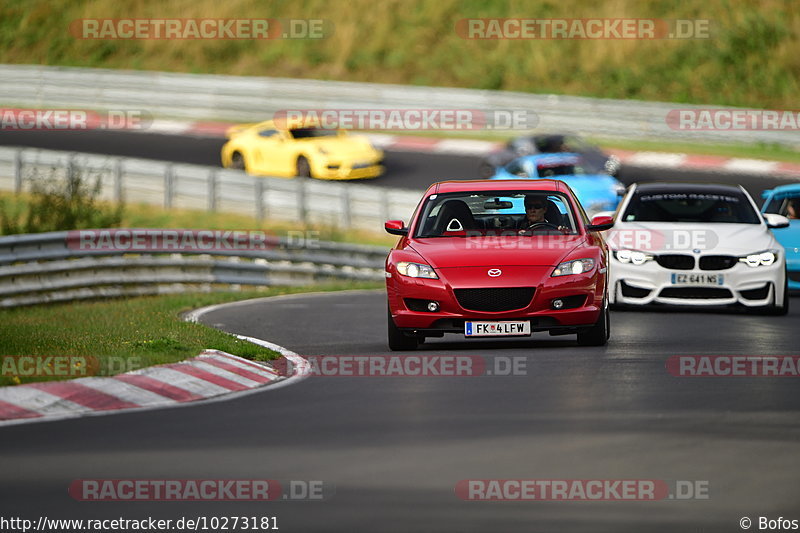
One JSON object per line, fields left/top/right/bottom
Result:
{"left": 576, "top": 298, "right": 609, "bottom": 346}
{"left": 387, "top": 308, "right": 419, "bottom": 351}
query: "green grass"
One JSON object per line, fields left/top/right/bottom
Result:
{"left": 589, "top": 137, "right": 800, "bottom": 164}
{"left": 0, "top": 0, "right": 797, "bottom": 110}
{"left": 0, "top": 282, "right": 382, "bottom": 387}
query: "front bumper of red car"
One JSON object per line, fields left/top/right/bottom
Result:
{"left": 386, "top": 264, "right": 605, "bottom": 335}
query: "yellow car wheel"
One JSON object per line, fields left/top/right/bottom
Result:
{"left": 230, "top": 151, "right": 246, "bottom": 171}
{"left": 296, "top": 156, "right": 312, "bottom": 178}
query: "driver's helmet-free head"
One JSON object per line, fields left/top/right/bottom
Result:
{"left": 524, "top": 195, "right": 549, "bottom": 210}
{"left": 787, "top": 198, "right": 800, "bottom": 218}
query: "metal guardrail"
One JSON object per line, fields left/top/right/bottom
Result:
{"left": 0, "top": 146, "right": 422, "bottom": 231}
{"left": 1, "top": 64, "right": 796, "bottom": 147}
{"left": 0, "top": 231, "right": 387, "bottom": 307}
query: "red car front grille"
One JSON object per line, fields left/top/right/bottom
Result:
{"left": 453, "top": 287, "right": 535, "bottom": 312}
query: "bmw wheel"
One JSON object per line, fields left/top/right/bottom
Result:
{"left": 763, "top": 275, "right": 789, "bottom": 316}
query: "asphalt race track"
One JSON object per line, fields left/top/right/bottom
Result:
{"left": 1, "top": 131, "right": 798, "bottom": 532}
{"left": 0, "top": 291, "right": 798, "bottom": 532}
{"left": 0, "top": 129, "right": 793, "bottom": 197}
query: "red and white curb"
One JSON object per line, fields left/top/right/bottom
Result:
{"left": 0, "top": 344, "right": 309, "bottom": 427}
{"left": 605, "top": 149, "right": 800, "bottom": 178}
{"left": 144, "top": 119, "right": 800, "bottom": 179}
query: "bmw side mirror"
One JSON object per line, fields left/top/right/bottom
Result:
{"left": 385, "top": 220, "right": 409, "bottom": 236}
{"left": 763, "top": 213, "right": 790, "bottom": 229}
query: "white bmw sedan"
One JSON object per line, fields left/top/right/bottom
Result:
{"left": 606, "top": 183, "right": 789, "bottom": 315}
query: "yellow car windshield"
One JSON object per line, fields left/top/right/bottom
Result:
{"left": 289, "top": 128, "right": 340, "bottom": 139}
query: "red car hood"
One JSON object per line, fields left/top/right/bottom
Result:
{"left": 433, "top": 265, "right": 554, "bottom": 288}
{"left": 408, "top": 235, "right": 585, "bottom": 268}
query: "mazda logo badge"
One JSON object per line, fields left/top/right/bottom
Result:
{"left": 488, "top": 268, "right": 502, "bottom": 277}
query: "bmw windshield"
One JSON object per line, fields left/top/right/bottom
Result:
{"left": 621, "top": 190, "right": 761, "bottom": 224}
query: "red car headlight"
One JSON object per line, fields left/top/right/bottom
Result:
{"left": 551, "top": 258, "right": 595, "bottom": 277}
{"left": 396, "top": 261, "right": 439, "bottom": 279}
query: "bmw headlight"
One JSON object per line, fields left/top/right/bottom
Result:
{"left": 552, "top": 258, "right": 595, "bottom": 277}
{"left": 739, "top": 250, "right": 778, "bottom": 267}
{"left": 396, "top": 261, "right": 438, "bottom": 279}
{"left": 614, "top": 250, "right": 653, "bottom": 265}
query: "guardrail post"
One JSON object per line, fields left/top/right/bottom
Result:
{"left": 67, "top": 155, "right": 77, "bottom": 198}
{"left": 164, "top": 164, "right": 174, "bottom": 209}
{"left": 254, "top": 179, "right": 264, "bottom": 222}
{"left": 380, "top": 190, "right": 390, "bottom": 223}
{"left": 208, "top": 169, "right": 217, "bottom": 212}
{"left": 114, "top": 158, "right": 123, "bottom": 203}
{"left": 340, "top": 185, "right": 351, "bottom": 229}
{"left": 296, "top": 178, "right": 307, "bottom": 224}
{"left": 13, "top": 149, "right": 22, "bottom": 193}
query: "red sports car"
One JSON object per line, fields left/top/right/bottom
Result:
{"left": 384, "top": 179, "right": 614, "bottom": 350}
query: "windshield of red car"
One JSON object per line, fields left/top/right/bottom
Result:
{"left": 413, "top": 191, "right": 578, "bottom": 238}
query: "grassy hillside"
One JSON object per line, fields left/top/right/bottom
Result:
{"left": 0, "top": 0, "right": 797, "bottom": 109}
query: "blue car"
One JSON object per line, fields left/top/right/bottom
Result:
{"left": 762, "top": 183, "right": 800, "bottom": 290}
{"left": 491, "top": 153, "right": 625, "bottom": 216}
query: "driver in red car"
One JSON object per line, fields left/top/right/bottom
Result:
{"left": 518, "top": 194, "right": 569, "bottom": 233}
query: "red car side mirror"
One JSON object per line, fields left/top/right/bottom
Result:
{"left": 385, "top": 220, "right": 409, "bottom": 236}
{"left": 586, "top": 215, "right": 614, "bottom": 232}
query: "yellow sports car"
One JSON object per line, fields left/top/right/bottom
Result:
{"left": 220, "top": 120, "right": 384, "bottom": 179}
